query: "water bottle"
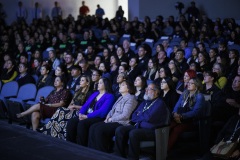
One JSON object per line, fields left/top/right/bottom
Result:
{"left": 40, "top": 96, "right": 45, "bottom": 104}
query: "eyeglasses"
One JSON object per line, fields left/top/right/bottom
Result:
{"left": 233, "top": 80, "right": 240, "bottom": 83}
{"left": 212, "top": 68, "right": 220, "bottom": 71}
{"left": 161, "top": 81, "right": 167, "bottom": 84}
{"left": 92, "top": 74, "right": 100, "bottom": 77}
{"left": 176, "top": 52, "right": 183, "bottom": 55}
{"left": 146, "top": 87, "right": 156, "bottom": 91}
{"left": 188, "top": 82, "right": 195, "bottom": 85}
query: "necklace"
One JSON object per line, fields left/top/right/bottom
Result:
{"left": 142, "top": 98, "right": 158, "bottom": 113}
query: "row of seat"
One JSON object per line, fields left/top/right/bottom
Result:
{"left": 118, "top": 35, "right": 240, "bottom": 55}
{"left": 140, "top": 98, "right": 211, "bottom": 160}
{"left": 0, "top": 81, "right": 54, "bottom": 122}
{"left": 0, "top": 81, "right": 212, "bottom": 159}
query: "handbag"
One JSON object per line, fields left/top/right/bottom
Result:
{"left": 211, "top": 140, "right": 238, "bottom": 159}
{"left": 211, "top": 119, "right": 240, "bottom": 159}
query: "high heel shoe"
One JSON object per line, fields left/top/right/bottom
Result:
{"left": 16, "top": 113, "right": 24, "bottom": 118}
{"left": 16, "top": 113, "right": 27, "bottom": 125}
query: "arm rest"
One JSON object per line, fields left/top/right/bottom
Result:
{"left": 155, "top": 126, "right": 170, "bottom": 160}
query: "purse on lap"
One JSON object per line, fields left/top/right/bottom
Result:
{"left": 211, "top": 119, "right": 240, "bottom": 159}
{"left": 210, "top": 140, "right": 238, "bottom": 159}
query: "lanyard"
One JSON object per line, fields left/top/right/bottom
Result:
{"left": 228, "top": 120, "right": 240, "bottom": 142}
{"left": 182, "top": 94, "right": 189, "bottom": 108}
{"left": 142, "top": 99, "right": 158, "bottom": 113}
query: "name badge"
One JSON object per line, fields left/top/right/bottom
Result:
{"left": 87, "top": 108, "right": 93, "bottom": 114}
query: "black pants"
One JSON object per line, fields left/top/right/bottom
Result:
{"left": 66, "top": 116, "right": 103, "bottom": 146}
{"left": 114, "top": 125, "right": 155, "bottom": 160}
{"left": 88, "top": 122, "right": 122, "bottom": 152}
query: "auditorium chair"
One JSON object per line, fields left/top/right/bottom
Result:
{"left": 7, "top": 83, "right": 37, "bottom": 123}
{"left": 139, "top": 107, "right": 170, "bottom": 160}
{"left": 24, "top": 86, "right": 55, "bottom": 127}
{"left": 0, "top": 81, "right": 19, "bottom": 118}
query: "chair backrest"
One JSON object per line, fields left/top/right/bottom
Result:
{"left": 32, "top": 74, "right": 39, "bottom": 84}
{"left": 161, "top": 106, "right": 171, "bottom": 126}
{"left": 16, "top": 83, "right": 37, "bottom": 101}
{"left": 35, "top": 86, "right": 55, "bottom": 102}
{"left": 92, "top": 28, "right": 103, "bottom": 40}
{"left": 118, "top": 34, "right": 131, "bottom": 46}
{"left": 42, "top": 50, "right": 49, "bottom": 59}
{"left": 109, "top": 34, "right": 118, "bottom": 43}
{"left": 169, "top": 41, "right": 180, "bottom": 47}
{"left": 0, "top": 81, "right": 19, "bottom": 97}
{"left": 198, "top": 99, "right": 212, "bottom": 154}
{"left": 201, "top": 96, "right": 212, "bottom": 118}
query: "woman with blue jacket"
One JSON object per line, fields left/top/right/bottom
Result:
{"left": 66, "top": 78, "right": 115, "bottom": 146}
{"left": 168, "top": 77, "right": 205, "bottom": 150}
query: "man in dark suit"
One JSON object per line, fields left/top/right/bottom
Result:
{"left": 66, "top": 65, "right": 82, "bottom": 94}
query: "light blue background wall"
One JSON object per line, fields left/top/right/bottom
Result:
{"left": 129, "top": 0, "right": 240, "bottom": 21}
{"left": 1, "top": 0, "right": 240, "bottom": 24}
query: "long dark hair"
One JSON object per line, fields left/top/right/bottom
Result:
{"left": 73, "top": 75, "right": 91, "bottom": 105}
{"left": 163, "top": 77, "right": 175, "bottom": 90}
{"left": 101, "top": 77, "right": 112, "bottom": 93}
{"left": 123, "top": 80, "right": 136, "bottom": 95}
{"left": 78, "top": 75, "right": 91, "bottom": 93}
{"left": 135, "top": 75, "right": 147, "bottom": 91}
{"left": 182, "top": 78, "right": 202, "bottom": 107}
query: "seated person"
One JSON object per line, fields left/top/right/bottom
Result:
{"left": 160, "top": 77, "right": 179, "bottom": 112}
{"left": 208, "top": 108, "right": 240, "bottom": 159}
{"left": 90, "top": 69, "right": 102, "bottom": 91}
{"left": 48, "top": 50, "right": 60, "bottom": 75}
{"left": 112, "top": 73, "right": 128, "bottom": 99}
{"left": 79, "top": 59, "right": 92, "bottom": 77}
{"left": 38, "top": 75, "right": 92, "bottom": 140}
{"left": 36, "top": 64, "right": 54, "bottom": 89}
{"left": 168, "top": 77, "right": 205, "bottom": 150}
{"left": 66, "top": 78, "right": 115, "bottom": 146}
{"left": 212, "top": 63, "right": 227, "bottom": 90}
{"left": 66, "top": 65, "right": 82, "bottom": 94}
{"left": 134, "top": 75, "right": 147, "bottom": 105}
{"left": 98, "top": 62, "right": 112, "bottom": 81}
{"left": 1, "top": 59, "right": 17, "bottom": 84}
{"left": 113, "top": 83, "right": 169, "bottom": 159}
{"left": 221, "top": 75, "right": 240, "bottom": 121}
{"left": 88, "top": 80, "right": 138, "bottom": 152}
{"left": 176, "top": 69, "right": 196, "bottom": 95}
{"left": 15, "top": 63, "right": 35, "bottom": 87}
{"left": 127, "top": 57, "right": 141, "bottom": 83}
{"left": 202, "top": 71, "right": 222, "bottom": 121}
{"left": 143, "top": 58, "right": 158, "bottom": 83}
{"left": 16, "top": 76, "right": 71, "bottom": 131}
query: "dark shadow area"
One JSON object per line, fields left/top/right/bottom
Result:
{"left": 0, "top": 120, "right": 125, "bottom": 160}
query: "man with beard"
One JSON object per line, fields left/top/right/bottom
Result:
{"left": 113, "top": 83, "right": 169, "bottom": 159}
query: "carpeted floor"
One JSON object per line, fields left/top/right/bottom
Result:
{"left": 0, "top": 120, "right": 125, "bottom": 160}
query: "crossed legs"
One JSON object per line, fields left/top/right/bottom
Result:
{"left": 16, "top": 103, "right": 41, "bottom": 131}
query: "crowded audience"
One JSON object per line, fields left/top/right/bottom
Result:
{"left": 1, "top": 1, "right": 240, "bottom": 159}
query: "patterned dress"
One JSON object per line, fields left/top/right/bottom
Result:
{"left": 40, "top": 88, "right": 71, "bottom": 119}
{"left": 40, "top": 89, "right": 91, "bottom": 140}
